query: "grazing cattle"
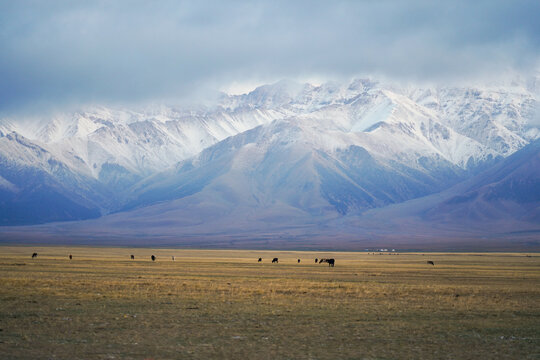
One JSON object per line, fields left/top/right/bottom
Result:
{"left": 318, "top": 258, "right": 326, "bottom": 263}
{"left": 31, "top": 253, "right": 38, "bottom": 259}
{"left": 326, "top": 258, "right": 335, "bottom": 267}
{"left": 151, "top": 255, "right": 156, "bottom": 262}
{"left": 315, "top": 258, "right": 318, "bottom": 263}
{"left": 69, "top": 254, "right": 72, "bottom": 260}
{"left": 130, "top": 255, "right": 135, "bottom": 260}
{"left": 172, "top": 256, "right": 175, "bottom": 261}
{"left": 427, "top": 261, "right": 435, "bottom": 266}
{"left": 272, "top": 258, "right": 278, "bottom": 263}
{"left": 297, "top": 259, "right": 301, "bottom": 263}
{"left": 258, "top": 258, "right": 262, "bottom": 262}
{"left": 320, "top": 258, "right": 335, "bottom": 267}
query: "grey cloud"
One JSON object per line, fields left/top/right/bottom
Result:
{"left": 1, "top": 0, "right": 539, "bottom": 112}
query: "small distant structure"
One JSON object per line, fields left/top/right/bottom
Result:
{"left": 31, "top": 253, "right": 38, "bottom": 259}
{"left": 151, "top": 255, "right": 156, "bottom": 262}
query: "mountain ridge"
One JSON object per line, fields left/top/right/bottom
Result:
{"left": 0, "top": 78, "right": 538, "bottom": 247}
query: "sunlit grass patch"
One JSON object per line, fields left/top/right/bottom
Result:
{"left": 0, "top": 246, "right": 539, "bottom": 359}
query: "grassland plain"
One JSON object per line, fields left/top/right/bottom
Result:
{"left": 0, "top": 246, "right": 539, "bottom": 360}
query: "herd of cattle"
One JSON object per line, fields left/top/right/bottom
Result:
{"left": 29, "top": 252, "right": 436, "bottom": 267}
{"left": 261, "top": 257, "right": 334, "bottom": 266}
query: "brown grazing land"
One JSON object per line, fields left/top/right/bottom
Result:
{"left": 0, "top": 246, "right": 539, "bottom": 359}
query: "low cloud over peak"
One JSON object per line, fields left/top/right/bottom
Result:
{"left": 1, "top": 0, "right": 539, "bottom": 112}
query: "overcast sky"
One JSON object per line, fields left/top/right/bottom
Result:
{"left": 1, "top": 0, "right": 539, "bottom": 112}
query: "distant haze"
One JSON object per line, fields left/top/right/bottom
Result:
{"left": 1, "top": 0, "right": 540, "bottom": 113}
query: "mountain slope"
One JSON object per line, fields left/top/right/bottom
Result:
{"left": 409, "top": 85, "right": 537, "bottom": 155}
{"left": 0, "top": 78, "right": 537, "bottom": 227}
{"left": 333, "top": 140, "right": 540, "bottom": 248}
{"left": 122, "top": 110, "right": 477, "bottom": 216}
{"left": 423, "top": 139, "right": 540, "bottom": 223}
{"left": 2, "top": 105, "right": 289, "bottom": 179}
{"left": 0, "top": 133, "right": 110, "bottom": 224}
{"left": 0, "top": 140, "right": 538, "bottom": 250}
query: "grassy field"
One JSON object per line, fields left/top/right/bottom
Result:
{"left": 0, "top": 246, "right": 539, "bottom": 359}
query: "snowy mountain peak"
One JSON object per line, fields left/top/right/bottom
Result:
{"left": 0, "top": 77, "right": 538, "bottom": 226}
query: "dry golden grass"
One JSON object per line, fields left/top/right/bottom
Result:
{"left": 0, "top": 246, "right": 539, "bottom": 359}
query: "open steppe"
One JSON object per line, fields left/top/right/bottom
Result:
{"left": 0, "top": 246, "right": 539, "bottom": 359}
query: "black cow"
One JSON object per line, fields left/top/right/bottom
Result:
{"left": 272, "top": 258, "right": 278, "bottom": 263}
{"left": 258, "top": 258, "right": 262, "bottom": 262}
{"left": 315, "top": 258, "right": 318, "bottom": 263}
{"left": 297, "top": 259, "right": 301, "bottom": 263}
{"left": 31, "top": 253, "right": 38, "bottom": 259}
{"left": 69, "top": 254, "right": 72, "bottom": 260}
{"left": 130, "top": 255, "right": 135, "bottom": 260}
{"left": 320, "top": 258, "right": 335, "bottom": 267}
{"left": 327, "top": 258, "right": 335, "bottom": 267}
{"left": 151, "top": 255, "right": 156, "bottom": 262}
{"left": 318, "top": 258, "right": 326, "bottom": 263}
{"left": 427, "top": 261, "right": 435, "bottom": 266}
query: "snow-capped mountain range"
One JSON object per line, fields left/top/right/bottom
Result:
{"left": 0, "top": 77, "right": 538, "bottom": 248}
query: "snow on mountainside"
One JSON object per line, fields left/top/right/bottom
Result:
{"left": 329, "top": 139, "right": 540, "bottom": 249}
{"left": 409, "top": 84, "right": 538, "bottom": 155}
{"left": 423, "top": 139, "right": 540, "bottom": 223}
{"left": 2, "top": 78, "right": 537, "bottom": 177}
{"left": 3, "top": 105, "right": 288, "bottom": 178}
{"left": 120, "top": 84, "right": 511, "bottom": 219}
{"left": 299, "top": 88, "right": 498, "bottom": 170}
{"left": 2, "top": 140, "right": 537, "bottom": 250}
{"left": 0, "top": 77, "right": 538, "bottom": 226}
{"left": 0, "top": 132, "right": 111, "bottom": 224}
{"left": 123, "top": 115, "right": 468, "bottom": 217}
